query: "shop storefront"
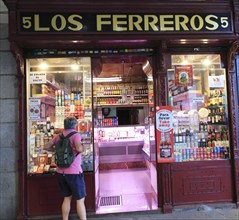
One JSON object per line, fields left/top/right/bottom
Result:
{"left": 3, "top": 0, "right": 239, "bottom": 219}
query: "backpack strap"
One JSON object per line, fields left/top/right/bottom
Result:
{"left": 59, "top": 133, "right": 65, "bottom": 139}
{"left": 59, "top": 131, "right": 78, "bottom": 139}
{"left": 62, "top": 131, "right": 80, "bottom": 157}
{"left": 65, "top": 131, "right": 78, "bottom": 138}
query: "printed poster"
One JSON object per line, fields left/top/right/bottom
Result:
{"left": 156, "top": 106, "right": 174, "bottom": 163}
{"left": 175, "top": 65, "right": 193, "bottom": 87}
{"left": 29, "top": 98, "right": 41, "bottom": 120}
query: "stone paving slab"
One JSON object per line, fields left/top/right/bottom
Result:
{"left": 86, "top": 205, "right": 239, "bottom": 220}
{"left": 28, "top": 204, "right": 239, "bottom": 220}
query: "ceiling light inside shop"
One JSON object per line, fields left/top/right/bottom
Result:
{"left": 203, "top": 59, "right": 211, "bottom": 66}
{"left": 71, "top": 63, "right": 79, "bottom": 70}
{"left": 181, "top": 60, "right": 189, "bottom": 65}
{"left": 39, "top": 61, "right": 48, "bottom": 70}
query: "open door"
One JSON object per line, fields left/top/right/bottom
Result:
{"left": 92, "top": 55, "right": 158, "bottom": 214}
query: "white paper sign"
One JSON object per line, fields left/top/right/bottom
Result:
{"left": 30, "top": 72, "right": 46, "bottom": 84}
{"left": 193, "top": 97, "right": 204, "bottom": 103}
{"left": 208, "top": 75, "right": 225, "bottom": 88}
{"left": 29, "top": 98, "right": 41, "bottom": 105}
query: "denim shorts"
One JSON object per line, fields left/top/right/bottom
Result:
{"left": 57, "top": 173, "right": 87, "bottom": 200}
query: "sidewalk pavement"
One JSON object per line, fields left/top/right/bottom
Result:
{"left": 85, "top": 203, "right": 239, "bottom": 220}
{"left": 29, "top": 203, "right": 239, "bottom": 220}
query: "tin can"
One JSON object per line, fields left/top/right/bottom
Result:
{"left": 186, "top": 148, "right": 190, "bottom": 161}
{"left": 220, "top": 147, "right": 224, "bottom": 158}
{"left": 216, "top": 146, "right": 220, "bottom": 159}
{"left": 178, "top": 152, "right": 183, "bottom": 162}
{"left": 214, "top": 147, "right": 218, "bottom": 159}
{"left": 196, "top": 148, "right": 200, "bottom": 160}
{"left": 190, "top": 148, "right": 194, "bottom": 161}
{"left": 212, "top": 147, "right": 216, "bottom": 159}
{"left": 203, "top": 148, "right": 207, "bottom": 160}
{"left": 199, "top": 148, "right": 203, "bottom": 160}
{"left": 174, "top": 153, "right": 179, "bottom": 162}
{"left": 181, "top": 149, "right": 186, "bottom": 161}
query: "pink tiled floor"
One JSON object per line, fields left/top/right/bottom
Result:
{"left": 96, "top": 168, "right": 158, "bottom": 214}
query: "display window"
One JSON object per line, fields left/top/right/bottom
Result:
{"left": 168, "top": 54, "right": 230, "bottom": 162}
{"left": 26, "top": 57, "right": 93, "bottom": 174}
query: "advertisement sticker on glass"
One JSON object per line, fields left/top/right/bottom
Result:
{"left": 175, "top": 65, "right": 194, "bottom": 87}
{"left": 156, "top": 106, "right": 174, "bottom": 163}
{"left": 29, "top": 98, "right": 41, "bottom": 120}
{"left": 29, "top": 105, "right": 41, "bottom": 120}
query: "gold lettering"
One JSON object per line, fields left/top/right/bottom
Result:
{"left": 175, "top": 15, "right": 189, "bottom": 31}
{"left": 144, "top": 15, "right": 158, "bottom": 31}
{"left": 51, "top": 15, "right": 66, "bottom": 31}
{"left": 34, "top": 15, "right": 50, "bottom": 31}
{"left": 128, "top": 15, "right": 143, "bottom": 31}
{"left": 160, "top": 15, "right": 174, "bottom": 31}
{"left": 68, "top": 14, "right": 83, "bottom": 31}
{"left": 190, "top": 15, "right": 204, "bottom": 31}
{"left": 205, "top": 15, "right": 218, "bottom": 30}
{"left": 97, "top": 15, "right": 112, "bottom": 31}
{"left": 112, "top": 15, "right": 128, "bottom": 31}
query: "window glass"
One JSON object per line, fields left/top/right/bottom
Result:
{"left": 168, "top": 54, "right": 230, "bottom": 162}
{"left": 26, "top": 57, "right": 93, "bottom": 174}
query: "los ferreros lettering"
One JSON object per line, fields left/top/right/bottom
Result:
{"left": 20, "top": 13, "right": 231, "bottom": 33}
{"left": 97, "top": 14, "right": 224, "bottom": 31}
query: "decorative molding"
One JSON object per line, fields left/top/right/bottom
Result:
{"left": 155, "top": 42, "right": 167, "bottom": 106}
{"left": 233, "top": 0, "right": 239, "bottom": 35}
{"left": 228, "top": 40, "right": 239, "bottom": 72}
{"left": 227, "top": 41, "right": 239, "bottom": 206}
{"left": 159, "top": 76, "right": 167, "bottom": 106}
{"left": 228, "top": 74, "right": 238, "bottom": 150}
{"left": 162, "top": 163, "right": 173, "bottom": 213}
{"left": 183, "top": 176, "right": 223, "bottom": 195}
{"left": 234, "top": 157, "right": 239, "bottom": 207}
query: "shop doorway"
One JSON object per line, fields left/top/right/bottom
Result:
{"left": 92, "top": 55, "right": 158, "bottom": 214}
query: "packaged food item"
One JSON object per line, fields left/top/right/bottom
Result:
{"left": 28, "top": 165, "right": 38, "bottom": 174}
{"left": 38, "top": 154, "right": 47, "bottom": 165}
{"left": 36, "top": 164, "right": 44, "bottom": 173}
{"left": 44, "top": 165, "right": 50, "bottom": 172}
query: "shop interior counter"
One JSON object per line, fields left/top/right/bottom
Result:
{"left": 99, "top": 139, "right": 144, "bottom": 163}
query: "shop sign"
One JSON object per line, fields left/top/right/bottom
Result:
{"left": 30, "top": 72, "right": 46, "bottom": 84}
{"left": 175, "top": 65, "right": 194, "bottom": 87}
{"left": 156, "top": 106, "right": 174, "bottom": 163}
{"left": 19, "top": 13, "right": 232, "bottom": 33}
